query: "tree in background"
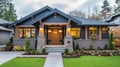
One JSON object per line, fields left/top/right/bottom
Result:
{"left": 69, "top": 10, "right": 86, "bottom": 18}
{"left": 0, "top": 0, "right": 17, "bottom": 22}
{"left": 115, "top": 0, "right": 120, "bottom": 13}
{"left": 100, "top": 0, "right": 111, "bottom": 19}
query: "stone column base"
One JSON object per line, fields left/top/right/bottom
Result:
{"left": 64, "top": 37, "right": 73, "bottom": 52}
{"left": 37, "top": 37, "right": 45, "bottom": 52}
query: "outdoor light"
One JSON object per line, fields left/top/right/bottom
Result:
{"left": 59, "top": 30, "right": 62, "bottom": 33}
{"left": 48, "top": 30, "right": 52, "bottom": 33}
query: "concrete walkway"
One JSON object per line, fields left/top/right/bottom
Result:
{"left": 44, "top": 52, "right": 63, "bottom": 67}
{"left": 0, "top": 52, "right": 24, "bottom": 65}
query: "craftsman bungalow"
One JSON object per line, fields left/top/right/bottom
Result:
{"left": 12, "top": 6, "right": 117, "bottom": 52}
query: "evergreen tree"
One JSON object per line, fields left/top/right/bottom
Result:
{"left": 0, "top": 0, "right": 17, "bottom": 22}
{"left": 115, "top": 0, "right": 120, "bottom": 13}
{"left": 109, "top": 33, "right": 114, "bottom": 50}
{"left": 100, "top": 0, "right": 111, "bottom": 19}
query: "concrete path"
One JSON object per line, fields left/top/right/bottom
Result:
{"left": 44, "top": 52, "right": 63, "bottom": 67}
{"left": 0, "top": 52, "right": 24, "bottom": 65}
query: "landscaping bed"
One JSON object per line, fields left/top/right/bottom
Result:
{"left": 63, "top": 48, "right": 120, "bottom": 58}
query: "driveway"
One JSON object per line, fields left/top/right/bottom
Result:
{"left": 0, "top": 52, "right": 24, "bottom": 65}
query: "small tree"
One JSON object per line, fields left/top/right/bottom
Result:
{"left": 64, "top": 48, "right": 68, "bottom": 54}
{"left": 109, "top": 33, "right": 114, "bottom": 50}
{"left": 24, "top": 38, "right": 30, "bottom": 53}
{"left": 73, "top": 41, "right": 76, "bottom": 51}
{"left": 104, "top": 44, "right": 108, "bottom": 50}
{"left": 75, "top": 44, "right": 80, "bottom": 50}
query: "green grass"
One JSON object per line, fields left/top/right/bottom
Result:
{"left": 64, "top": 56, "right": 120, "bottom": 67}
{"left": 0, "top": 58, "right": 45, "bottom": 67}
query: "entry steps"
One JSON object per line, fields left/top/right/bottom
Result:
{"left": 45, "top": 45, "right": 65, "bottom": 53}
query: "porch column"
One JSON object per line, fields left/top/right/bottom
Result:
{"left": 99, "top": 27, "right": 102, "bottom": 40}
{"left": 85, "top": 26, "right": 88, "bottom": 40}
{"left": 64, "top": 20, "right": 73, "bottom": 52}
{"left": 37, "top": 20, "right": 45, "bottom": 52}
{"left": 15, "top": 25, "right": 19, "bottom": 38}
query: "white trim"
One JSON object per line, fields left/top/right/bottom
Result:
{"left": 43, "top": 22, "right": 67, "bottom": 25}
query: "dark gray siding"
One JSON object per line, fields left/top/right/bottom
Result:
{"left": 13, "top": 38, "right": 36, "bottom": 49}
{"left": 80, "top": 27, "right": 85, "bottom": 39}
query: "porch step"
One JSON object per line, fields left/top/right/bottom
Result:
{"left": 46, "top": 47, "right": 65, "bottom": 53}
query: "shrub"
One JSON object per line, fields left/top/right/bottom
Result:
{"left": 13, "top": 45, "right": 24, "bottom": 51}
{"left": 35, "top": 50, "right": 40, "bottom": 55}
{"left": 31, "top": 50, "right": 36, "bottom": 54}
{"left": 24, "top": 38, "right": 31, "bottom": 53}
{"left": 97, "top": 47, "right": 101, "bottom": 50}
{"left": 64, "top": 48, "right": 68, "bottom": 54}
{"left": 104, "top": 44, "right": 108, "bottom": 50}
{"left": 73, "top": 41, "right": 76, "bottom": 51}
{"left": 42, "top": 48, "right": 46, "bottom": 54}
{"left": 89, "top": 45, "right": 94, "bottom": 50}
{"left": 75, "top": 44, "right": 80, "bottom": 51}
{"left": 109, "top": 33, "right": 114, "bottom": 50}
{"left": 5, "top": 43, "right": 13, "bottom": 51}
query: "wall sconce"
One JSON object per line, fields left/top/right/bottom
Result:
{"left": 59, "top": 30, "right": 62, "bottom": 33}
{"left": 48, "top": 30, "right": 52, "bottom": 33}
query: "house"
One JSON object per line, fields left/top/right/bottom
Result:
{"left": 0, "top": 19, "right": 12, "bottom": 44}
{"left": 106, "top": 13, "right": 120, "bottom": 46}
{"left": 11, "top": 6, "right": 118, "bottom": 52}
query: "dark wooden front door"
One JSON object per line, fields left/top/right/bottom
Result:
{"left": 48, "top": 27, "right": 62, "bottom": 45}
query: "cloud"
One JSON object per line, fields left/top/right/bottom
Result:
{"left": 52, "top": 3, "right": 68, "bottom": 11}
{"left": 13, "top": 0, "right": 115, "bottom": 19}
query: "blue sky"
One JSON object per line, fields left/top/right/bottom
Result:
{"left": 13, "top": 0, "right": 115, "bottom": 19}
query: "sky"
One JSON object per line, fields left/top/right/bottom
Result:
{"left": 12, "top": 0, "right": 115, "bottom": 19}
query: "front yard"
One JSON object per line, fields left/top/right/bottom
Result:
{"left": 0, "top": 58, "right": 45, "bottom": 67}
{"left": 64, "top": 56, "right": 120, "bottom": 67}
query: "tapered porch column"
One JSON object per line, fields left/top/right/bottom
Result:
{"left": 15, "top": 25, "right": 19, "bottom": 38}
{"left": 37, "top": 20, "right": 45, "bottom": 52}
{"left": 85, "top": 26, "right": 88, "bottom": 40}
{"left": 64, "top": 20, "right": 73, "bottom": 52}
{"left": 99, "top": 27, "right": 102, "bottom": 40}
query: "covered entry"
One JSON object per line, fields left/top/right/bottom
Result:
{"left": 45, "top": 25, "right": 66, "bottom": 45}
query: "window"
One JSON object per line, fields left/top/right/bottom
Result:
{"left": 18, "top": 27, "right": 36, "bottom": 38}
{"left": 102, "top": 27, "right": 109, "bottom": 39}
{"left": 89, "top": 27, "right": 98, "bottom": 40}
{"left": 71, "top": 28, "right": 81, "bottom": 38}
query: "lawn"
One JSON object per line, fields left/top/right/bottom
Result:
{"left": 64, "top": 56, "right": 120, "bottom": 67}
{"left": 0, "top": 58, "right": 46, "bottom": 67}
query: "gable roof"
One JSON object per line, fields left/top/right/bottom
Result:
{"left": 13, "top": 6, "right": 53, "bottom": 25}
{"left": 13, "top": 6, "right": 118, "bottom": 26}
{"left": 0, "top": 26, "right": 12, "bottom": 32}
{"left": 0, "top": 19, "right": 13, "bottom": 24}
{"left": 31, "top": 8, "right": 82, "bottom": 25}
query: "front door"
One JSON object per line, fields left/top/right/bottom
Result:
{"left": 48, "top": 27, "right": 62, "bottom": 45}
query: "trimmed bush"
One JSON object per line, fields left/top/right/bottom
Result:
{"left": 5, "top": 43, "right": 13, "bottom": 51}
{"left": 109, "top": 33, "right": 114, "bottom": 50}
{"left": 104, "top": 44, "right": 108, "bottom": 50}
{"left": 75, "top": 44, "right": 80, "bottom": 51}
{"left": 13, "top": 45, "right": 24, "bottom": 51}
{"left": 42, "top": 48, "right": 46, "bottom": 54}
{"left": 89, "top": 45, "right": 94, "bottom": 50}
{"left": 24, "top": 38, "right": 31, "bottom": 53}
{"left": 64, "top": 48, "right": 68, "bottom": 54}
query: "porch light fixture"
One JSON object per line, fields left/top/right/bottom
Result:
{"left": 48, "top": 30, "right": 52, "bottom": 33}
{"left": 59, "top": 30, "right": 62, "bottom": 33}
{"left": 89, "top": 27, "right": 97, "bottom": 30}
{"left": 102, "top": 27, "right": 107, "bottom": 31}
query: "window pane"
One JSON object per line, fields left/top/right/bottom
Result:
{"left": 71, "top": 28, "right": 81, "bottom": 38}
{"left": 89, "top": 27, "right": 98, "bottom": 39}
{"left": 19, "top": 28, "right": 23, "bottom": 38}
